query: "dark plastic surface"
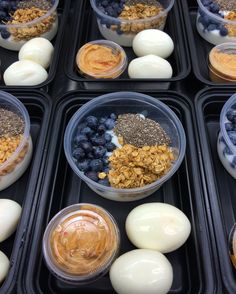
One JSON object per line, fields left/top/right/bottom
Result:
{"left": 0, "top": 90, "right": 51, "bottom": 294}
{"left": 181, "top": 0, "right": 236, "bottom": 86}
{"left": 195, "top": 88, "right": 236, "bottom": 293}
{"left": 64, "top": 0, "right": 190, "bottom": 90}
{"left": 0, "top": 1, "right": 70, "bottom": 90}
{"left": 18, "top": 91, "right": 219, "bottom": 294}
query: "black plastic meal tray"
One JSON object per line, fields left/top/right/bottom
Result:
{"left": 0, "top": 90, "right": 51, "bottom": 294}
{"left": 195, "top": 88, "right": 236, "bottom": 293}
{"left": 18, "top": 91, "right": 219, "bottom": 294}
{"left": 181, "top": 0, "right": 236, "bottom": 87}
{"left": 64, "top": 0, "right": 190, "bottom": 90}
{"left": 0, "top": 0, "right": 70, "bottom": 90}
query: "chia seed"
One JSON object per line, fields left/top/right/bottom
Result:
{"left": 0, "top": 108, "right": 25, "bottom": 137}
{"left": 214, "top": 0, "right": 236, "bottom": 11}
{"left": 17, "top": 0, "right": 52, "bottom": 10}
{"left": 114, "top": 113, "right": 170, "bottom": 147}
{"left": 125, "top": 0, "right": 162, "bottom": 7}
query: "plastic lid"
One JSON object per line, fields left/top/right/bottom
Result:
{"left": 43, "top": 203, "right": 120, "bottom": 284}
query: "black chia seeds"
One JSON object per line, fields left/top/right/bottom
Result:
{"left": 214, "top": 0, "right": 236, "bottom": 11}
{"left": 0, "top": 108, "right": 25, "bottom": 137}
{"left": 125, "top": 0, "right": 162, "bottom": 7}
{"left": 114, "top": 113, "right": 171, "bottom": 147}
{"left": 17, "top": 0, "right": 52, "bottom": 10}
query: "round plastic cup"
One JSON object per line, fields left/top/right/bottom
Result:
{"left": 196, "top": 0, "right": 236, "bottom": 45}
{"left": 43, "top": 203, "right": 120, "bottom": 285}
{"left": 229, "top": 223, "right": 236, "bottom": 269}
{"left": 209, "top": 43, "right": 236, "bottom": 83}
{"left": 90, "top": 0, "right": 175, "bottom": 47}
{"left": 0, "top": 0, "right": 59, "bottom": 51}
{"left": 217, "top": 93, "right": 236, "bottom": 178}
{"left": 0, "top": 90, "right": 32, "bottom": 191}
{"left": 64, "top": 92, "right": 186, "bottom": 202}
{"left": 76, "top": 40, "right": 127, "bottom": 79}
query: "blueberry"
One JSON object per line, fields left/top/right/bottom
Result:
{"left": 0, "top": 11, "right": 6, "bottom": 20}
{"left": 105, "top": 118, "right": 115, "bottom": 130}
{"left": 90, "top": 159, "right": 103, "bottom": 172}
{"left": 79, "top": 141, "right": 93, "bottom": 153}
{"left": 93, "top": 146, "right": 107, "bottom": 159}
{"left": 116, "top": 28, "right": 123, "bottom": 35}
{"left": 225, "top": 122, "right": 233, "bottom": 131}
{"left": 201, "top": 15, "right": 210, "bottom": 27}
{"left": 77, "top": 159, "right": 90, "bottom": 172}
{"left": 209, "top": 3, "right": 219, "bottom": 13}
{"left": 223, "top": 146, "right": 233, "bottom": 156}
{"left": 219, "top": 26, "right": 228, "bottom": 36}
{"left": 73, "top": 147, "right": 85, "bottom": 160}
{"left": 85, "top": 171, "right": 99, "bottom": 182}
{"left": 207, "top": 24, "right": 217, "bottom": 31}
{"left": 105, "top": 133, "right": 112, "bottom": 142}
{"left": 101, "top": 0, "right": 108, "bottom": 6}
{"left": 86, "top": 116, "right": 98, "bottom": 129}
{"left": 97, "top": 124, "right": 107, "bottom": 134}
{"left": 228, "top": 131, "right": 236, "bottom": 145}
{"left": 110, "top": 113, "right": 117, "bottom": 120}
{"left": 81, "top": 127, "right": 93, "bottom": 136}
{"left": 103, "top": 156, "right": 109, "bottom": 165}
{"left": 231, "top": 104, "right": 236, "bottom": 110}
{"left": 99, "top": 117, "right": 108, "bottom": 124}
{"left": 202, "top": 0, "right": 212, "bottom": 6}
{"left": 105, "top": 142, "right": 116, "bottom": 152}
{"left": 93, "top": 136, "right": 106, "bottom": 146}
{"left": 226, "top": 110, "right": 235, "bottom": 122}
{"left": 0, "top": 1, "right": 9, "bottom": 10}
{"left": 112, "top": 3, "right": 119, "bottom": 10}
{"left": 1, "top": 29, "right": 10, "bottom": 39}
{"left": 98, "top": 179, "right": 110, "bottom": 186}
{"left": 103, "top": 166, "right": 110, "bottom": 173}
{"left": 106, "top": 23, "right": 111, "bottom": 28}
{"left": 87, "top": 152, "right": 94, "bottom": 159}
{"left": 74, "top": 134, "right": 88, "bottom": 145}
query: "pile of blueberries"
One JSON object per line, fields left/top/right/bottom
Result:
{"left": 198, "top": 0, "right": 228, "bottom": 36}
{"left": 72, "top": 114, "right": 117, "bottom": 186}
{"left": 0, "top": 0, "right": 19, "bottom": 39}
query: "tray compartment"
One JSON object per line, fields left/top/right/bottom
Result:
{"left": 19, "top": 91, "right": 218, "bottom": 294}
{"left": 0, "top": 90, "right": 51, "bottom": 293}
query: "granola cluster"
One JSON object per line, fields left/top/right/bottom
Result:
{"left": 119, "top": 4, "right": 163, "bottom": 20}
{"left": 108, "top": 144, "right": 174, "bottom": 188}
{"left": 225, "top": 12, "right": 236, "bottom": 37}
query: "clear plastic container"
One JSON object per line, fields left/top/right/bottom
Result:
{"left": 196, "top": 0, "right": 236, "bottom": 45}
{"left": 43, "top": 203, "right": 120, "bottom": 284}
{"left": 209, "top": 43, "right": 236, "bottom": 83}
{"left": 76, "top": 40, "right": 127, "bottom": 79}
{"left": 229, "top": 223, "right": 236, "bottom": 269}
{"left": 90, "top": 0, "right": 175, "bottom": 47}
{"left": 217, "top": 93, "right": 236, "bottom": 178}
{"left": 64, "top": 92, "right": 186, "bottom": 202}
{"left": 0, "top": 91, "right": 33, "bottom": 191}
{"left": 0, "top": 0, "right": 59, "bottom": 51}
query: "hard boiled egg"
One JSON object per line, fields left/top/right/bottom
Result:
{"left": 19, "top": 37, "right": 54, "bottom": 69}
{"left": 126, "top": 203, "right": 191, "bottom": 253}
{"left": 0, "top": 199, "right": 22, "bottom": 242}
{"left": 132, "top": 29, "right": 174, "bottom": 59}
{"left": 0, "top": 251, "right": 10, "bottom": 283}
{"left": 128, "top": 55, "right": 173, "bottom": 79}
{"left": 4, "top": 60, "right": 48, "bottom": 86}
{"left": 109, "top": 249, "right": 173, "bottom": 294}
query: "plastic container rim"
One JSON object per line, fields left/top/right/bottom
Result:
{"left": 64, "top": 92, "right": 186, "bottom": 195}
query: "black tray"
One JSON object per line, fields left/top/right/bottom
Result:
{"left": 181, "top": 0, "right": 236, "bottom": 87}
{"left": 0, "top": 90, "right": 51, "bottom": 293}
{"left": 0, "top": 0, "right": 70, "bottom": 90}
{"left": 195, "top": 88, "right": 236, "bottom": 293}
{"left": 18, "top": 91, "right": 219, "bottom": 294}
{"left": 64, "top": 0, "right": 190, "bottom": 90}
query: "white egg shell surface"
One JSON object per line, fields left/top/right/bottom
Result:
{"left": 109, "top": 249, "right": 173, "bottom": 294}
{"left": 0, "top": 251, "right": 10, "bottom": 283}
{"left": 19, "top": 37, "right": 54, "bottom": 69}
{"left": 4, "top": 60, "right": 48, "bottom": 86}
{"left": 128, "top": 55, "right": 173, "bottom": 79}
{"left": 0, "top": 199, "right": 22, "bottom": 242}
{"left": 132, "top": 29, "right": 174, "bottom": 59}
{"left": 126, "top": 203, "right": 191, "bottom": 253}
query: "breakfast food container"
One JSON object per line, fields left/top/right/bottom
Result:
{"left": 90, "top": 0, "right": 175, "bottom": 47}
{"left": 196, "top": 0, "right": 236, "bottom": 45}
{"left": 229, "top": 223, "right": 236, "bottom": 269}
{"left": 64, "top": 92, "right": 186, "bottom": 202}
{"left": 0, "top": 91, "right": 33, "bottom": 191}
{"left": 217, "top": 93, "right": 236, "bottom": 178}
{"left": 43, "top": 203, "right": 120, "bottom": 284}
{"left": 0, "top": 0, "right": 59, "bottom": 51}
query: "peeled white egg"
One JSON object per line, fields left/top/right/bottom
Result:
{"left": 128, "top": 55, "right": 173, "bottom": 79}
{"left": 109, "top": 249, "right": 173, "bottom": 294}
{"left": 132, "top": 29, "right": 174, "bottom": 59}
{"left": 0, "top": 199, "right": 22, "bottom": 242}
{"left": 4, "top": 60, "right": 48, "bottom": 86}
{"left": 0, "top": 251, "right": 10, "bottom": 283}
{"left": 19, "top": 37, "right": 54, "bottom": 69}
{"left": 126, "top": 203, "right": 191, "bottom": 253}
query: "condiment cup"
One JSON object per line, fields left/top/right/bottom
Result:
{"left": 228, "top": 223, "right": 236, "bottom": 269}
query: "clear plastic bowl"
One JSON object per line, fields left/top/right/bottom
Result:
{"left": 43, "top": 203, "right": 120, "bottom": 285}
{"left": 0, "top": 91, "right": 33, "bottom": 191}
{"left": 196, "top": 0, "right": 236, "bottom": 45}
{"left": 90, "top": 0, "right": 175, "bottom": 47}
{"left": 76, "top": 40, "right": 128, "bottom": 79}
{"left": 0, "top": 0, "right": 59, "bottom": 51}
{"left": 64, "top": 92, "right": 186, "bottom": 202}
{"left": 217, "top": 93, "right": 236, "bottom": 178}
{"left": 229, "top": 223, "right": 236, "bottom": 269}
